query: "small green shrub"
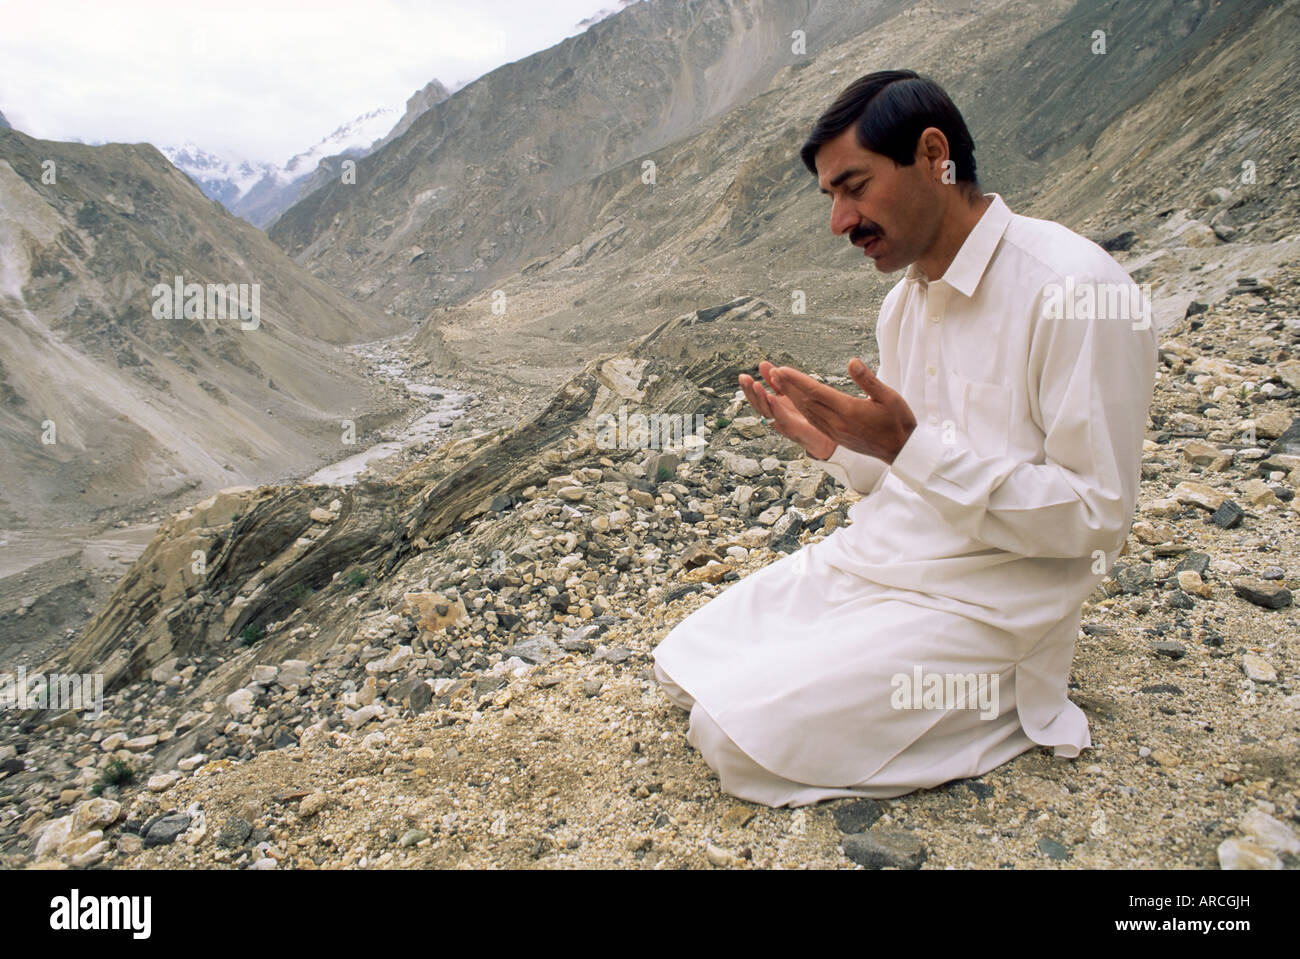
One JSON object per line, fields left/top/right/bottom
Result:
{"left": 238, "top": 623, "right": 265, "bottom": 646}
{"left": 94, "top": 759, "right": 134, "bottom": 794}
{"left": 656, "top": 464, "right": 673, "bottom": 483}
{"left": 347, "top": 568, "right": 369, "bottom": 588}
{"left": 715, "top": 415, "right": 731, "bottom": 430}
{"left": 289, "top": 582, "right": 311, "bottom": 603}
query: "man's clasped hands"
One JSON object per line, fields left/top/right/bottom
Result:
{"left": 738, "top": 359, "right": 917, "bottom": 465}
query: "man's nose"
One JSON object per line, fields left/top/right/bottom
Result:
{"left": 830, "top": 197, "right": 859, "bottom": 237}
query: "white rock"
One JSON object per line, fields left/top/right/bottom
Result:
{"left": 251, "top": 665, "right": 278, "bottom": 685}
{"left": 278, "top": 659, "right": 311, "bottom": 687}
{"left": 69, "top": 840, "right": 109, "bottom": 868}
{"left": 1241, "top": 809, "right": 1300, "bottom": 855}
{"left": 1217, "top": 837, "right": 1282, "bottom": 869}
{"left": 365, "top": 644, "right": 413, "bottom": 674}
{"left": 705, "top": 842, "right": 743, "bottom": 868}
{"left": 72, "top": 798, "right": 121, "bottom": 833}
{"left": 150, "top": 657, "right": 180, "bottom": 684}
{"left": 717, "top": 450, "right": 761, "bottom": 478}
{"left": 225, "top": 688, "right": 256, "bottom": 719}
{"left": 147, "top": 772, "right": 180, "bottom": 793}
{"left": 34, "top": 815, "right": 75, "bottom": 858}
{"left": 176, "top": 753, "right": 206, "bottom": 772}
{"left": 348, "top": 704, "right": 384, "bottom": 729}
{"left": 1242, "top": 654, "right": 1278, "bottom": 683}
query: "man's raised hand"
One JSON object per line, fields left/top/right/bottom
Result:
{"left": 767, "top": 358, "right": 917, "bottom": 464}
{"left": 738, "top": 360, "right": 836, "bottom": 460}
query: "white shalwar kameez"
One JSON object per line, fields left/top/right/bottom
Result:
{"left": 654, "top": 193, "right": 1158, "bottom": 807}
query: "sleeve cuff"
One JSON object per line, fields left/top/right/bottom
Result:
{"left": 826, "top": 443, "right": 855, "bottom": 469}
{"left": 817, "top": 443, "right": 890, "bottom": 494}
{"left": 888, "top": 425, "right": 951, "bottom": 489}
{"left": 814, "top": 444, "right": 850, "bottom": 486}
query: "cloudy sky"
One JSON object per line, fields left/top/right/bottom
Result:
{"left": 0, "top": 0, "right": 635, "bottom": 163}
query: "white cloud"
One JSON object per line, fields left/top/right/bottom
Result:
{"left": 0, "top": 0, "right": 632, "bottom": 163}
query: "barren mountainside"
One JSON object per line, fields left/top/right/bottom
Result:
{"left": 0, "top": 131, "right": 408, "bottom": 530}
{"left": 265, "top": 0, "right": 1298, "bottom": 416}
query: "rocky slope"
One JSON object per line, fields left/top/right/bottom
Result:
{"left": 0, "top": 129, "right": 410, "bottom": 534}
{"left": 0, "top": 268, "right": 1297, "bottom": 869}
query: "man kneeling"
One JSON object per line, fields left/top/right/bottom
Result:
{"left": 653, "top": 69, "right": 1157, "bottom": 808}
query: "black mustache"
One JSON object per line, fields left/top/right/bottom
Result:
{"left": 851, "top": 226, "right": 882, "bottom": 244}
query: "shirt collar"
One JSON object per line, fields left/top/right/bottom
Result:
{"left": 905, "top": 192, "right": 1012, "bottom": 298}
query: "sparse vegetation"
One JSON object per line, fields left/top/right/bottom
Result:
{"left": 289, "top": 581, "right": 311, "bottom": 604}
{"left": 346, "top": 567, "right": 369, "bottom": 588}
{"left": 715, "top": 415, "right": 731, "bottom": 430}
{"left": 92, "top": 759, "right": 134, "bottom": 795}
{"left": 237, "top": 623, "right": 265, "bottom": 646}
{"left": 656, "top": 464, "right": 673, "bottom": 483}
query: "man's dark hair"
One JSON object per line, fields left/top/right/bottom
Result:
{"left": 800, "top": 69, "right": 979, "bottom": 196}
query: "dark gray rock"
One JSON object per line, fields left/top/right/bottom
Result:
{"left": 768, "top": 510, "right": 804, "bottom": 554}
{"left": 1230, "top": 578, "right": 1292, "bottom": 610}
{"left": 1117, "top": 564, "right": 1155, "bottom": 594}
{"left": 842, "top": 826, "right": 927, "bottom": 869}
{"left": 143, "top": 812, "right": 191, "bottom": 848}
{"left": 1174, "top": 551, "right": 1211, "bottom": 576}
{"left": 1037, "top": 838, "right": 1070, "bottom": 861}
{"left": 217, "top": 817, "right": 253, "bottom": 849}
{"left": 1211, "top": 500, "right": 1245, "bottom": 529}
{"left": 407, "top": 682, "right": 432, "bottom": 714}
{"left": 1100, "top": 230, "right": 1137, "bottom": 252}
{"left": 1141, "top": 683, "right": 1184, "bottom": 695}
{"left": 832, "top": 799, "right": 885, "bottom": 833}
{"left": 1265, "top": 418, "right": 1300, "bottom": 457}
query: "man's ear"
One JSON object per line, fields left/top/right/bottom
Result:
{"left": 917, "top": 127, "right": 949, "bottom": 179}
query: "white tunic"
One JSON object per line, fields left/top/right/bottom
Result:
{"left": 654, "top": 193, "right": 1158, "bottom": 791}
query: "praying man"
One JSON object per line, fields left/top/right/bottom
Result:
{"left": 653, "top": 69, "right": 1158, "bottom": 807}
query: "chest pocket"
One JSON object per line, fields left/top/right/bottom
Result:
{"left": 952, "top": 373, "right": 1012, "bottom": 457}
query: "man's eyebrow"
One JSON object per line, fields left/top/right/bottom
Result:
{"left": 819, "top": 168, "right": 868, "bottom": 195}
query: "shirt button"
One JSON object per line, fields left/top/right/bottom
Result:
{"left": 926, "top": 365, "right": 937, "bottom": 376}
{"left": 929, "top": 314, "right": 940, "bottom": 324}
